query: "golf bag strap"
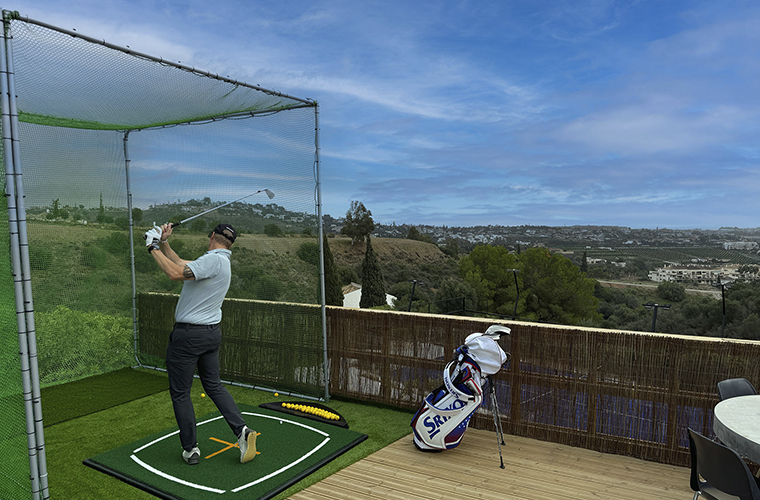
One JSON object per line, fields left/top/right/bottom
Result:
{"left": 443, "top": 361, "right": 466, "bottom": 400}
{"left": 443, "top": 361, "right": 478, "bottom": 402}
{"left": 423, "top": 360, "right": 483, "bottom": 416}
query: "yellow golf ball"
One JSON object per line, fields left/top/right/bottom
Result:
{"left": 201, "top": 393, "right": 206, "bottom": 398}
{"left": 274, "top": 392, "right": 279, "bottom": 397}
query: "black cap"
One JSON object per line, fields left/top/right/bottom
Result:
{"left": 210, "top": 223, "right": 237, "bottom": 243}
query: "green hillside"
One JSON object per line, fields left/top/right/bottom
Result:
{"left": 24, "top": 221, "right": 452, "bottom": 316}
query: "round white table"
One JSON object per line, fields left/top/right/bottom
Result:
{"left": 713, "top": 394, "right": 760, "bottom": 463}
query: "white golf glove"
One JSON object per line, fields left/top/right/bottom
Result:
{"left": 144, "top": 227, "right": 161, "bottom": 252}
{"left": 144, "top": 227, "right": 161, "bottom": 245}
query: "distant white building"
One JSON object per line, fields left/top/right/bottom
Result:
{"left": 723, "top": 241, "right": 759, "bottom": 251}
{"left": 342, "top": 283, "right": 397, "bottom": 308}
{"left": 648, "top": 264, "right": 749, "bottom": 284}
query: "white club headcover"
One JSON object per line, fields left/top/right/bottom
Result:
{"left": 463, "top": 335, "right": 508, "bottom": 376}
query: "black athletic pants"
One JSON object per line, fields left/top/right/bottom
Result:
{"left": 166, "top": 322, "right": 246, "bottom": 452}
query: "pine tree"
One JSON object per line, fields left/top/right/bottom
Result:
{"left": 322, "top": 232, "right": 343, "bottom": 306}
{"left": 360, "top": 235, "right": 386, "bottom": 308}
{"left": 341, "top": 201, "right": 375, "bottom": 245}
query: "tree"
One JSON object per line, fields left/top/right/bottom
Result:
{"left": 132, "top": 207, "right": 143, "bottom": 224}
{"left": 47, "top": 198, "right": 68, "bottom": 220}
{"left": 190, "top": 218, "right": 207, "bottom": 233}
{"left": 407, "top": 226, "right": 433, "bottom": 244}
{"left": 296, "top": 242, "right": 320, "bottom": 266}
{"left": 341, "top": 201, "right": 375, "bottom": 245}
{"left": 580, "top": 250, "right": 588, "bottom": 273}
{"left": 440, "top": 238, "right": 460, "bottom": 259}
{"left": 96, "top": 193, "right": 106, "bottom": 223}
{"left": 322, "top": 232, "right": 343, "bottom": 306}
{"left": 264, "top": 223, "right": 284, "bottom": 237}
{"left": 459, "top": 244, "right": 520, "bottom": 317}
{"left": 433, "top": 277, "right": 477, "bottom": 314}
{"left": 360, "top": 235, "right": 386, "bottom": 308}
{"left": 518, "top": 248, "right": 599, "bottom": 325}
{"left": 460, "top": 245, "right": 599, "bottom": 325}
{"left": 657, "top": 281, "right": 686, "bottom": 302}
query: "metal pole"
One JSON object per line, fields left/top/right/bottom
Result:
{"left": 1, "top": 14, "right": 47, "bottom": 498}
{"left": 7, "top": 33, "right": 49, "bottom": 500}
{"left": 124, "top": 130, "right": 141, "bottom": 367}
{"left": 315, "top": 103, "right": 329, "bottom": 402}
{"left": 645, "top": 303, "right": 670, "bottom": 333}
{"left": 408, "top": 280, "right": 417, "bottom": 312}
{"left": 721, "top": 284, "right": 726, "bottom": 337}
{"left": 1, "top": 18, "right": 40, "bottom": 499}
{"left": 509, "top": 269, "right": 520, "bottom": 320}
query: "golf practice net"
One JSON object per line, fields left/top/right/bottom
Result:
{"left": 0, "top": 10, "right": 325, "bottom": 499}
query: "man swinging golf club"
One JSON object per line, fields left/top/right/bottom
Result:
{"left": 145, "top": 222, "right": 258, "bottom": 465}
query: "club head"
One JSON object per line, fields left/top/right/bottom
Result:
{"left": 264, "top": 189, "right": 275, "bottom": 199}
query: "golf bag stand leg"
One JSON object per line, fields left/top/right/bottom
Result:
{"left": 488, "top": 378, "right": 505, "bottom": 469}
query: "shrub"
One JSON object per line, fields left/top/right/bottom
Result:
{"left": 296, "top": 242, "right": 320, "bottom": 266}
{"left": 190, "top": 219, "right": 207, "bottom": 233}
{"left": 337, "top": 265, "right": 359, "bottom": 286}
{"left": 81, "top": 246, "right": 108, "bottom": 269}
{"left": 255, "top": 275, "right": 282, "bottom": 301}
{"left": 29, "top": 245, "right": 53, "bottom": 271}
{"left": 264, "top": 224, "right": 284, "bottom": 237}
{"left": 657, "top": 282, "right": 686, "bottom": 302}
{"left": 98, "top": 231, "right": 130, "bottom": 255}
{"left": 35, "top": 306, "right": 133, "bottom": 384}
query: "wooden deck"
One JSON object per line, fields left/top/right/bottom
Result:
{"left": 291, "top": 429, "right": 693, "bottom": 499}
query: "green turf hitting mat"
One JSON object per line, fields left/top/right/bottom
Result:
{"left": 83, "top": 403, "right": 367, "bottom": 499}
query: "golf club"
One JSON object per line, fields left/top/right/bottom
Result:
{"left": 170, "top": 188, "right": 274, "bottom": 228}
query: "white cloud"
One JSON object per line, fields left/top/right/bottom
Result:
{"left": 557, "top": 104, "right": 747, "bottom": 154}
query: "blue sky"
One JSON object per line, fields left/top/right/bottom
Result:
{"left": 14, "top": 0, "right": 760, "bottom": 229}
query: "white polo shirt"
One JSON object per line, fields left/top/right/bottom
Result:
{"left": 174, "top": 248, "right": 232, "bottom": 325}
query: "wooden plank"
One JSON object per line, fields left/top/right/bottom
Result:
{"left": 290, "top": 429, "right": 692, "bottom": 500}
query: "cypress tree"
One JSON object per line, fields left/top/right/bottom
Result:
{"left": 322, "top": 232, "right": 343, "bottom": 306}
{"left": 360, "top": 235, "right": 386, "bottom": 308}
{"left": 580, "top": 250, "right": 588, "bottom": 273}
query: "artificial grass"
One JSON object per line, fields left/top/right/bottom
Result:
{"left": 41, "top": 367, "right": 169, "bottom": 426}
{"left": 43, "top": 370, "right": 414, "bottom": 499}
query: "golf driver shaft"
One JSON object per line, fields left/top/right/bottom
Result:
{"left": 170, "top": 189, "right": 274, "bottom": 228}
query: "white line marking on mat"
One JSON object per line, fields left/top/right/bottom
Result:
{"left": 133, "top": 415, "right": 225, "bottom": 454}
{"left": 231, "top": 411, "right": 331, "bottom": 493}
{"left": 129, "top": 410, "right": 331, "bottom": 494}
{"left": 130, "top": 455, "right": 226, "bottom": 494}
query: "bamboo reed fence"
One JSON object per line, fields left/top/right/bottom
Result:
{"left": 138, "top": 293, "right": 760, "bottom": 467}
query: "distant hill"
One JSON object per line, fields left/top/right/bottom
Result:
{"left": 326, "top": 236, "right": 449, "bottom": 270}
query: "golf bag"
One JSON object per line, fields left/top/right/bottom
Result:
{"left": 411, "top": 325, "right": 510, "bottom": 452}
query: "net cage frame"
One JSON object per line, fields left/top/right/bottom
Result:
{"left": 0, "top": 10, "right": 328, "bottom": 499}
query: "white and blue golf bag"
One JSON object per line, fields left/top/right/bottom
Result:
{"left": 411, "top": 325, "right": 510, "bottom": 452}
